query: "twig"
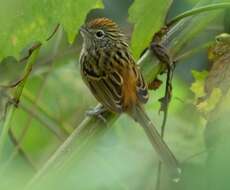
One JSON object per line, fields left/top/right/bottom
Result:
{"left": 8, "top": 128, "right": 37, "bottom": 171}
{"left": 0, "top": 24, "right": 62, "bottom": 163}
{"left": 0, "top": 76, "right": 27, "bottom": 89}
{"left": 0, "top": 47, "right": 41, "bottom": 159}
{"left": 19, "top": 43, "right": 42, "bottom": 63}
{"left": 20, "top": 24, "right": 60, "bottom": 63}
{"left": 0, "top": 43, "right": 40, "bottom": 89}
{"left": 46, "top": 24, "right": 60, "bottom": 41}
{"left": 151, "top": 41, "right": 176, "bottom": 190}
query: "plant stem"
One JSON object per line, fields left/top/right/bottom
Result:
{"left": 167, "top": 2, "right": 230, "bottom": 27}
{"left": 0, "top": 107, "right": 14, "bottom": 158}
{"left": 0, "top": 47, "right": 40, "bottom": 160}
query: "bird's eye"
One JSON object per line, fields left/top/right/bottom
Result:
{"left": 95, "top": 30, "right": 104, "bottom": 39}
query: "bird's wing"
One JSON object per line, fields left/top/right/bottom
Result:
{"left": 80, "top": 50, "right": 148, "bottom": 112}
{"left": 82, "top": 69, "right": 124, "bottom": 113}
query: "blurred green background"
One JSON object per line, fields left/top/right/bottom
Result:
{"left": 0, "top": 0, "right": 230, "bottom": 189}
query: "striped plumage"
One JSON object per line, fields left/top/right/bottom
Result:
{"left": 79, "top": 18, "right": 180, "bottom": 179}
{"left": 80, "top": 18, "right": 148, "bottom": 112}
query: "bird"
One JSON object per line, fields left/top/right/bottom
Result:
{"left": 79, "top": 17, "right": 180, "bottom": 179}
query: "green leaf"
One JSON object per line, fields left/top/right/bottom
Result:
{"left": 0, "top": 0, "right": 103, "bottom": 61}
{"left": 128, "top": 0, "right": 172, "bottom": 59}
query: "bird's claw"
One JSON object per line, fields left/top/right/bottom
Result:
{"left": 85, "top": 106, "right": 107, "bottom": 123}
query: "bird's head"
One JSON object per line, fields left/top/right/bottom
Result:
{"left": 80, "top": 18, "right": 125, "bottom": 49}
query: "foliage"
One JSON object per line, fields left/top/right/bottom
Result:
{"left": 0, "top": 0, "right": 103, "bottom": 60}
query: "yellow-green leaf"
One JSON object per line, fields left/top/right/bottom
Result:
{"left": 190, "top": 70, "right": 209, "bottom": 98}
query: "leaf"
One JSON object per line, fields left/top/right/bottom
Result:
{"left": 190, "top": 70, "right": 209, "bottom": 98}
{"left": 128, "top": 0, "right": 172, "bottom": 59}
{"left": 0, "top": 0, "right": 103, "bottom": 61}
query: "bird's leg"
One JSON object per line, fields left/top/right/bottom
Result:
{"left": 86, "top": 105, "right": 107, "bottom": 123}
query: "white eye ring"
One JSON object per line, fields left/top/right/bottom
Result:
{"left": 95, "top": 30, "right": 105, "bottom": 39}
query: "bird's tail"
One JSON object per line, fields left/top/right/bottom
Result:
{"left": 129, "top": 104, "right": 181, "bottom": 180}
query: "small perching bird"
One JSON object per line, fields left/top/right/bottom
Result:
{"left": 79, "top": 17, "right": 181, "bottom": 180}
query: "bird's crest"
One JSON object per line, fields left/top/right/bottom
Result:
{"left": 87, "top": 18, "right": 118, "bottom": 30}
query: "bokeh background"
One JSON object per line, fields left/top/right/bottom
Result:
{"left": 0, "top": 0, "right": 230, "bottom": 189}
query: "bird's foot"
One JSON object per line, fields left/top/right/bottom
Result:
{"left": 86, "top": 105, "right": 107, "bottom": 123}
